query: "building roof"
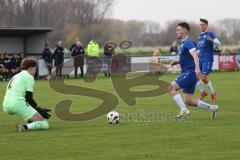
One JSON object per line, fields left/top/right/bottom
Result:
{"left": 0, "top": 27, "right": 53, "bottom": 37}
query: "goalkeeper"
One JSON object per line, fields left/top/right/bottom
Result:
{"left": 3, "top": 57, "right": 51, "bottom": 132}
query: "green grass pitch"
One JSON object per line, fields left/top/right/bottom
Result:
{"left": 0, "top": 72, "right": 240, "bottom": 160}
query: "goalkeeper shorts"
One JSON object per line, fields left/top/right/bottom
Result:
{"left": 3, "top": 100, "right": 37, "bottom": 121}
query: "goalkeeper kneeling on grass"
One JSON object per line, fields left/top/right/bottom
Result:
{"left": 3, "top": 57, "right": 51, "bottom": 132}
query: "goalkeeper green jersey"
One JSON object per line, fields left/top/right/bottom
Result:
{"left": 4, "top": 70, "right": 34, "bottom": 101}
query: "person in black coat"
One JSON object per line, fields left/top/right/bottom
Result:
{"left": 71, "top": 41, "right": 85, "bottom": 78}
{"left": 69, "top": 37, "right": 80, "bottom": 53}
{"left": 42, "top": 43, "right": 53, "bottom": 76}
{"left": 170, "top": 41, "right": 178, "bottom": 55}
{"left": 3, "top": 53, "right": 11, "bottom": 80}
{"left": 19, "top": 53, "right": 25, "bottom": 66}
{"left": 0, "top": 53, "right": 7, "bottom": 80}
{"left": 10, "top": 54, "right": 21, "bottom": 76}
{"left": 103, "top": 41, "right": 116, "bottom": 77}
{"left": 53, "top": 41, "right": 65, "bottom": 77}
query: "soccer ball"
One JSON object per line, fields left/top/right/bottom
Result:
{"left": 107, "top": 111, "right": 120, "bottom": 124}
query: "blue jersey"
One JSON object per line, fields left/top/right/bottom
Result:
{"left": 198, "top": 31, "right": 216, "bottom": 62}
{"left": 179, "top": 38, "right": 197, "bottom": 73}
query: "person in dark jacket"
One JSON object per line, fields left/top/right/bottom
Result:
{"left": 0, "top": 53, "right": 7, "bottom": 80}
{"left": 42, "top": 43, "right": 53, "bottom": 77}
{"left": 103, "top": 41, "right": 116, "bottom": 77}
{"left": 53, "top": 41, "right": 65, "bottom": 77}
{"left": 69, "top": 37, "right": 80, "bottom": 53}
{"left": 19, "top": 53, "right": 25, "bottom": 66}
{"left": 10, "top": 54, "right": 21, "bottom": 76}
{"left": 71, "top": 40, "right": 85, "bottom": 78}
{"left": 170, "top": 41, "right": 178, "bottom": 55}
{"left": 3, "top": 53, "right": 12, "bottom": 80}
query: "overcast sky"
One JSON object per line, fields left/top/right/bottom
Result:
{"left": 112, "top": 0, "right": 240, "bottom": 25}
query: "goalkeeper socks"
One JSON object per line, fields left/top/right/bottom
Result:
{"left": 196, "top": 80, "right": 205, "bottom": 93}
{"left": 26, "top": 120, "right": 49, "bottom": 130}
{"left": 207, "top": 81, "right": 214, "bottom": 93}
{"left": 173, "top": 94, "right": 187, "bottom": 110}
{"left": 197, "top": 100, "right": 211, "bottom": 111}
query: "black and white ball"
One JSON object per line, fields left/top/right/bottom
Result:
{"left": 107, "top": 111, "right": 120, "bottom": 124}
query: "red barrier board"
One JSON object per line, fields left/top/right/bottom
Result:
{"left": 219, "top": 55, "right": 238, "bottom": 70}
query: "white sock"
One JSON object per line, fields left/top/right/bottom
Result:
{"left": 26, "top": 120, "right": 49, "bottom": 130}
{"left": 196, "top": 80, "right": 205, "bottom": 93}
{"left": 207, "top": 81, "right": 214, "bottom": 93}
{"left": 197, "top": 100, "right": 212, "bottom": 111}
{"left": 173, "top": 94, "right": 187, "bottom": 110}
{"left": 26, "top": 122, "right": 36, "bottom": 130}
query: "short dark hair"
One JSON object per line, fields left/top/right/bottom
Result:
{"left": 178, "top": 22, "right": 190, "bottom": 31}
{"left": 200, "top": 18, "right": 208, "bottom": 25}
{"left": 21, "top": 57, "right": 38, "bottom": 70}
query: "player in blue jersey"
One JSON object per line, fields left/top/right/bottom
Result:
{"left": 196, "top": 18, "right": 221, "bottom": 102}
{"left": 169, "top": 22, "right": 218, "bottom": 119}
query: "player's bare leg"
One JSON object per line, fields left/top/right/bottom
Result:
{"left": 201, "top": 74, "right": 217, "bottom": 102}
{"left": 196, "top": 79, "right": 208, "bottom": 100}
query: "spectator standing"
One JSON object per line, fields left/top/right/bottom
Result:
{"left": 103, "top": 41, "right": 116, "bottom": 77}
{"left": 10, "top": 54, "right": 21, "bottom": 76}
{"left": 69, "top": 37, "right": 80, "bottom": 53}
{"left": 19, "top": 53, "right": 25, "bottom": 65}
{"left": 87, "top": 40, "right": 100, "bottom": 57}
{"left": 0, "top": 53, "right": 6, "bottom": 80}
{"left": 42, "top": 43, "right": 53, "bottom": 78}
{"left": 87, "top": 40, "right": 100, "bottom": 75}
{"left": 71, "top": 41, "right": 85, "bottom": 78}
{"left": 170, "top": 41, "right": 178, "bottom": 55}
{"left": 3, "top": 53, "right": 11, "bottom": 80}
{"left": 53, "top": 41, "right": 65, "bottom": 77}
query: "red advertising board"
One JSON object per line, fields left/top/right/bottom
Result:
{"left": 236, "top": 55, "right": 240, "bottom": 69}
{"left": 219, "top": 55, "right": 238, "bottom": 71}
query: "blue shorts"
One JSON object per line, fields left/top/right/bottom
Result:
{"left": 175, "top": 70, "right": 197, "bottom": 94}
{"left": 200, "top": 61, "right": 213, "bottom": 75}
